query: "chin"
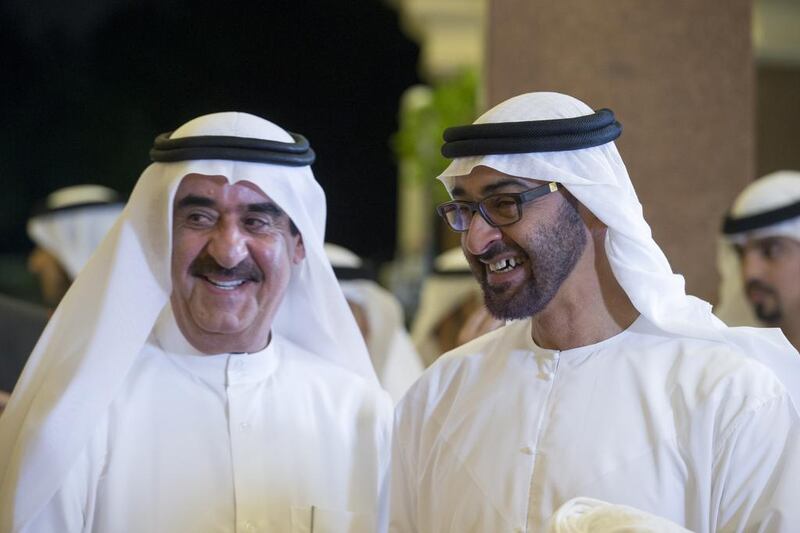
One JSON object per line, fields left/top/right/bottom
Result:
{"left": 190, "top": 307, "right": 255, "bottom": 332}
{"left": 187, "top": 331, "right": 248, "bottom": 355}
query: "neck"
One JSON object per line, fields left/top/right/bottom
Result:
{"left": 530, "top": 229, "right": 638, "bottom": 351}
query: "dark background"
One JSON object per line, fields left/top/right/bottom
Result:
{"left": 0, "top": 0, "right": 419, "bottom": 269}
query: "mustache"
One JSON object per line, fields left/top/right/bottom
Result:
{"left": 189, "top": 253, "right": 263, "bottom": 282}
{"left": 745, "top": 279, "right": 778, "bottom": 297}
{"left": 473, "top": 242, "right": 525, "bottom": 264}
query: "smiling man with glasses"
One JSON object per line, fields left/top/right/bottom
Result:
{"left": 390, "top": 92, "right": 800, "bottom": 533}
{"left": 437, "top": 181, "right": 559, "bottom": 232}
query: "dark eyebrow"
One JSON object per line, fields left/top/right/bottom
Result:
{"left": 176, "top": 195, "right": 215, "bottom": 209}
{"left": 450, "top": 185, "right": 467, "bottom": 198}
{"left": 451, "top": 178, "right": 531, "bottom": 199}
{"left": 247, "top": 202, "right": 284, "bottom": 217}
{"left": 481, "top": 178, "right": 531, "bottom": 195}
{"left": 175, "top": 196, "right": 284, "bottom": 217}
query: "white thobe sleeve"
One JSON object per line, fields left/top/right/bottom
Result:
{"left": 20, "top": 449, "right": 99, "bottom": 533}
{"left": 713, "top": 392, "right": 800, "bottom": 532}
{"left": 19, "top": 418, "right": 107, "bottom": 533}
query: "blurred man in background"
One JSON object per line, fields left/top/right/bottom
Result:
{"left": 410, "top": 247, "right": 502, "bottom": 366}
{"left": 27, "top": 184, "right": 124, "bottom": 311}
{"left": 326, "top": 243, "right": 424, "bottom": 402}
{"left": 717, "top": 170, "right": 800, "bottom": 351}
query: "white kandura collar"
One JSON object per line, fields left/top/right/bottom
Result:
{"left": 153, "top": 304, "right": 280, "bottom": 387}
{"left": 524, "top": 313, "right": 647, "bottom": 367}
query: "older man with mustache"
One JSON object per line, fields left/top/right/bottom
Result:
{"left": 0, "top": 112, "right": 391, "bottom": 533}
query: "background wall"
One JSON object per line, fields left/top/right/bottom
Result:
{"left": 757, "top": 65, "right": 800, "bottom": 176}
{"left": 0, "top": 0, "right": 421, "bottom": 302}
{"left": 486, "top": 0, "right": 754, "bottom": 302}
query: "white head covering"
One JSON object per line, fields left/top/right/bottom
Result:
{"left": 548, "top": 497, "right": 692, "bottom": 533}
{"left": 27, "top": 184, "right": 124, "bottom": 278}
{"left": 0, "top": 112, "right": 376, "bottom": 530}
{"left": 716, "top": 170, "right": 800, "bottom": 326}
{"left": 410, "top": 247, "right": 481, "bottom": 366}
{"left": 437, "top": 92, "right": 800, "bottom": 408}
{"left": 325, "top": 243, "right": 423, "bottom": 402}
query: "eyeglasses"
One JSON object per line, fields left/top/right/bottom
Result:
{"left": 437, "top": 182, "right": 559, "bottom": 232}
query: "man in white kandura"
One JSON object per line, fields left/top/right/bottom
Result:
{"left": 390, "top": 92, "right": 800, "bottom": 532}
{"left": 325, "top": 243, "right": 424, "bottom": 403}
{"left": 27, "top": 184, "right": 124, "bottom": 312}
{"left": 716, "top": 170, "right": 800, "bottom": 351}
{"left": 0, "top": 112, "right": 391, "bottom": 532}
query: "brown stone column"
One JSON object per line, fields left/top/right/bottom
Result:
{"left": 487, "top": 0, "right": 754, "bottom": 302}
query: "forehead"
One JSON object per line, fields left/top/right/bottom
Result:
{"left": 450, "top": 165, "right": 546, "bottom": 196}
{"left": 174, "top": 173, "right": 275, "bottom": 207}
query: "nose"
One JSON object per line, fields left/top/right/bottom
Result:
{"left": 206, "top": 222, "right": 249, "bottom": 269}
{"left": 463, "top": 211, "right": 503, "bottom": 256}
{"left": 740, "top": 249, "right": 766, "bottom": 282}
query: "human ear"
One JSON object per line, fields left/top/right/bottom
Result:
{"left": 292, "top": 234, "right": 306, "bottom": 264}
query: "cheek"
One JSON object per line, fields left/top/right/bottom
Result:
{"left": 781, "top": 265, "right": 800, "bottom": 296}
{"left": 251, "top": 237, "right": 293, "bottom": 275}
{"left": 772, "top": 259, "right": 798, "bottom": 282}
{"left": 171, "top": 233, "right": 204, "bottom": 281}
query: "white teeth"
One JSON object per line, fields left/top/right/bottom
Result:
{"left": 489, "top": 260, "right": 506, "bottom": 272}
{"left": 208, "top": 279, "right": 246, "bottom": 290}
{"left": 488, "top": 257, "right": 524, "bottom": 273}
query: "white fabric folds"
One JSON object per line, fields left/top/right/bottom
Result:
{"left": 437, "top": 92, "right": 800, "bottom": 409}
{"left": 548, "top": 498, "right": 693, "bottom": 533}
{"left": 0, "top": 112, "right": 377, "bottom": 531}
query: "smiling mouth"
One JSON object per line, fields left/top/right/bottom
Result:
{"left": 202, "top": 276, "right": 248, "bottom": 291}
{"left": 487, "top": 256, "right": 526, "bottom": 274}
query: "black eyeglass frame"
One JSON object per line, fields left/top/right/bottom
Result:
{"left": 437, "top": 181, "right": 560, "bottom": 232}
